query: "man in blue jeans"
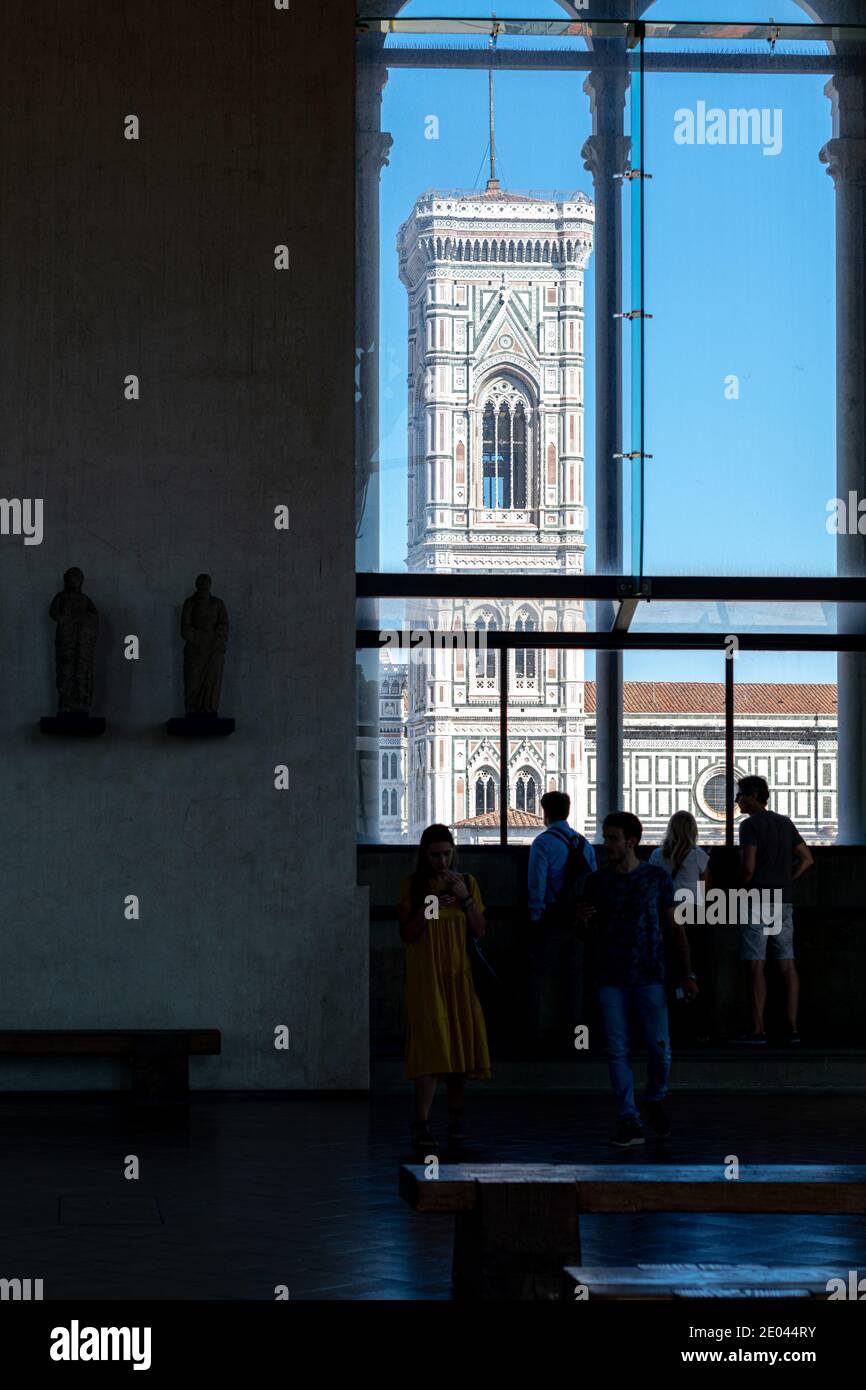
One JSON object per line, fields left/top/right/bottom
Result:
{"left": 580, "top": 811, "right": 698, "bottom": 1147}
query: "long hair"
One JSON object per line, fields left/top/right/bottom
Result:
{"left": 661, "top": 810, "right": 699, "bottom": 878}
{"left": 409, "top": 823, "right": 457, "bottom": 911}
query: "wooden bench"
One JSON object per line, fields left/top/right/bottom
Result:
{"left": 562, "top": 1264, "right": 839, "bottom": 1300}
{"left": 399, "top": 1163, "right": 866, "bottom": 1301}
{"left": 0, "top": 1030, "right": 221, "bottom": 1104}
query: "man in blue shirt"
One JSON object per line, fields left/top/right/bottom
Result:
{"left": 527, "top": 791, "right": 597, "bottom": 1054}
{"left": 580, "top": 811, "right": 697, "bottom": 1147}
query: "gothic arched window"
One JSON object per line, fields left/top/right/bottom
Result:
{"left": 474, "top": 610, "right": 498, "bottom": 680}
{"left": 390, "top": 789, "right": 398, "bottom": 816}
{"left": 475, "top": 771, "right": 497, "bottom": 816}
{"left": 481, "top": 387, "right": 528, "bottom": 509}
{"left": 515, "top": 611, "right": 537, "bottom": 680}
{"left": 381, "top": 790, "right": 389, "bottom": 815}
{"left": 381, "top": 753, "right": 388, "bottom": 779}
{"left": 515, "top": 770, "right": 538, "bottom": 815}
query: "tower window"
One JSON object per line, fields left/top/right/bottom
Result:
{"left": 482, "top": 397, "right": 527, "bottom": 508}
{"left": 474, "top": 611, "right": 498, "bottom": 680}
{"left": 515, "top": 612, "right": 536, "bottom": 680}
{"left": 475, "top": 772, "right": 497, "bottom": 816}
{"left": 515, "top": 770, "right": 538, "bottom": 815}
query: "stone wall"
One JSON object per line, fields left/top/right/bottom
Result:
{"left": 0, "top": 0, "right": 367, "bottom": 1090}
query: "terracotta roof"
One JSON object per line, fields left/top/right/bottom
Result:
{"left": 454, "top": 809, "right": 544, "bottom": 829}
{"left": 584, "top": 682, "right": 836, "bottom": 716}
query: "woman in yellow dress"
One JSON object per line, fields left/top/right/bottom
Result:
{"left": 396, "top": 824, "right": 491, "bottom": 1152}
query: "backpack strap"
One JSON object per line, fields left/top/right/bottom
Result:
{"left": 544, "top": 826, "right": 582, "bottom": 852}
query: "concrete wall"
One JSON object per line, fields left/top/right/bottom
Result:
{"left": 0, "top": 0, "right": 367, "bottom": 1089}
{"left": 361, "top": 846, "right": 866, "bottom": 1051}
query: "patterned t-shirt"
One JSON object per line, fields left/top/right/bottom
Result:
{"left": 584, "top": 862, "right": 676, "bottom": 987}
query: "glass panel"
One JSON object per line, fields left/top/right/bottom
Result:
{"left": 359, "top": 9, "right": 866, "bottom": 587}
{"left": 359, "top": 634, "right": 847, "bottom": 846}
{"left": 733, "top": 650, "right": 837, "bottom": 845}
{"left": 628, "top": 599, "right": 841, "bottom": 634}
{"left": 622, "top": 650, "right": 730, "bottom": 845}
{"left": 356, "top": 629, "right": 502, "bottom": 845}
{"left": 642, "top": 24, "right": 849, "bottom": 577}
{"left": 356, "top": 10, "right": 628, "bottom": 577}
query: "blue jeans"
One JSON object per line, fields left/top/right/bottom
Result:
{"left": 597, "top": 984, "right": 671, "bottom": 1123}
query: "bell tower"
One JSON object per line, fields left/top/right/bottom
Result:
{"left": 395, "top": 51, "right": 595, "bottom": 842}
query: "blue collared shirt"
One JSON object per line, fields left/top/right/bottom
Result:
{"left": 528, "top": 820, "right": 597, "bottom": 922}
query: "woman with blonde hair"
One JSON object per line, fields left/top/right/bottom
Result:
{"left": 650, "top": 810, "right": 708, "bottom": 894}
{"left": 396, "top": 824, "right": 490, "bottom": 1153}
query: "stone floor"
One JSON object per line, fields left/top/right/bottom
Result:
{"left": 0, "top": 1090, "right": 864, "bottom": 1300}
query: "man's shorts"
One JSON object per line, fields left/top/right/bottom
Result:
{"left": 739, "top": 900, "right": 795, "bottom": 962}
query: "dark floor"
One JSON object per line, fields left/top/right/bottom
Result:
{"left": 1, "top": 1090, "right": 864, "bottom": 1300}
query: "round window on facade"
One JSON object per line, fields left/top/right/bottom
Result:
{"left": 694, "top": 765, "right": 748, "bottom": 821}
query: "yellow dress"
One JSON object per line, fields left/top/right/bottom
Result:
{"left": 398, "top": 874, "right": 491, "bottom": 1081}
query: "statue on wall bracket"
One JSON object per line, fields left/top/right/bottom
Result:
{"left": 40, "top": 567, "right": 106, "bottom": 736}
{"left": 167, "top": 573, "right": 235, "bottom": 736}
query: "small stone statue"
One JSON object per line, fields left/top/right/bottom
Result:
{"left": 181, "top": 574, "right": 229, "bottom": 716}
{"left": 49, "top": 567, "right": 99, "bottom": 714}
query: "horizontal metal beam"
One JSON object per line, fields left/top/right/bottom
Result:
{"left": 366, "top": 48, "right": 855, "bottom": 77}
{"left": 357, "top": 630, "right": 866, "bottom": 652}
{"left": 357, "top": 573, "right": 866, "bottom": 602}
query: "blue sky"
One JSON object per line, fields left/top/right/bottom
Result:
{"left": 369, "top": 0, "right": 839, "bottom": 682}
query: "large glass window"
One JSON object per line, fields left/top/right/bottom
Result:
{"left": 356, "top": 6, "right": 866, "bottom": 850}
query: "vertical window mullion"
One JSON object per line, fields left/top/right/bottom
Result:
{"left": 499, "top": 638, "right": 508, "bottom": 847}
{"left": 725, "top": 655, "right": 735, "bottom": 848}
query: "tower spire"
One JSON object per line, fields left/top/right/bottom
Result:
{"left": 486, "top": 17, "right": 500, "bottom": 192}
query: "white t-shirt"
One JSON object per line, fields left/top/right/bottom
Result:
{"left": 649, "top": 844, "right": 709, "bottom": 894}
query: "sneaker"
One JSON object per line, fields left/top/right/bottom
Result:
{"left": 410, "top": 1122, "right": 438, "bottom": 1155}
{"left": 735, "top": 1032, "right": 767, "bottom": 1045}
{"left": 609, "top": 1120, "right": 645, "bottom": 1148}
{"left": 787, "top": 1030, "right": 801, "bottom": 1046}
{"left": 644, "top": 1101, "right": 671, "bottom": 1137}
